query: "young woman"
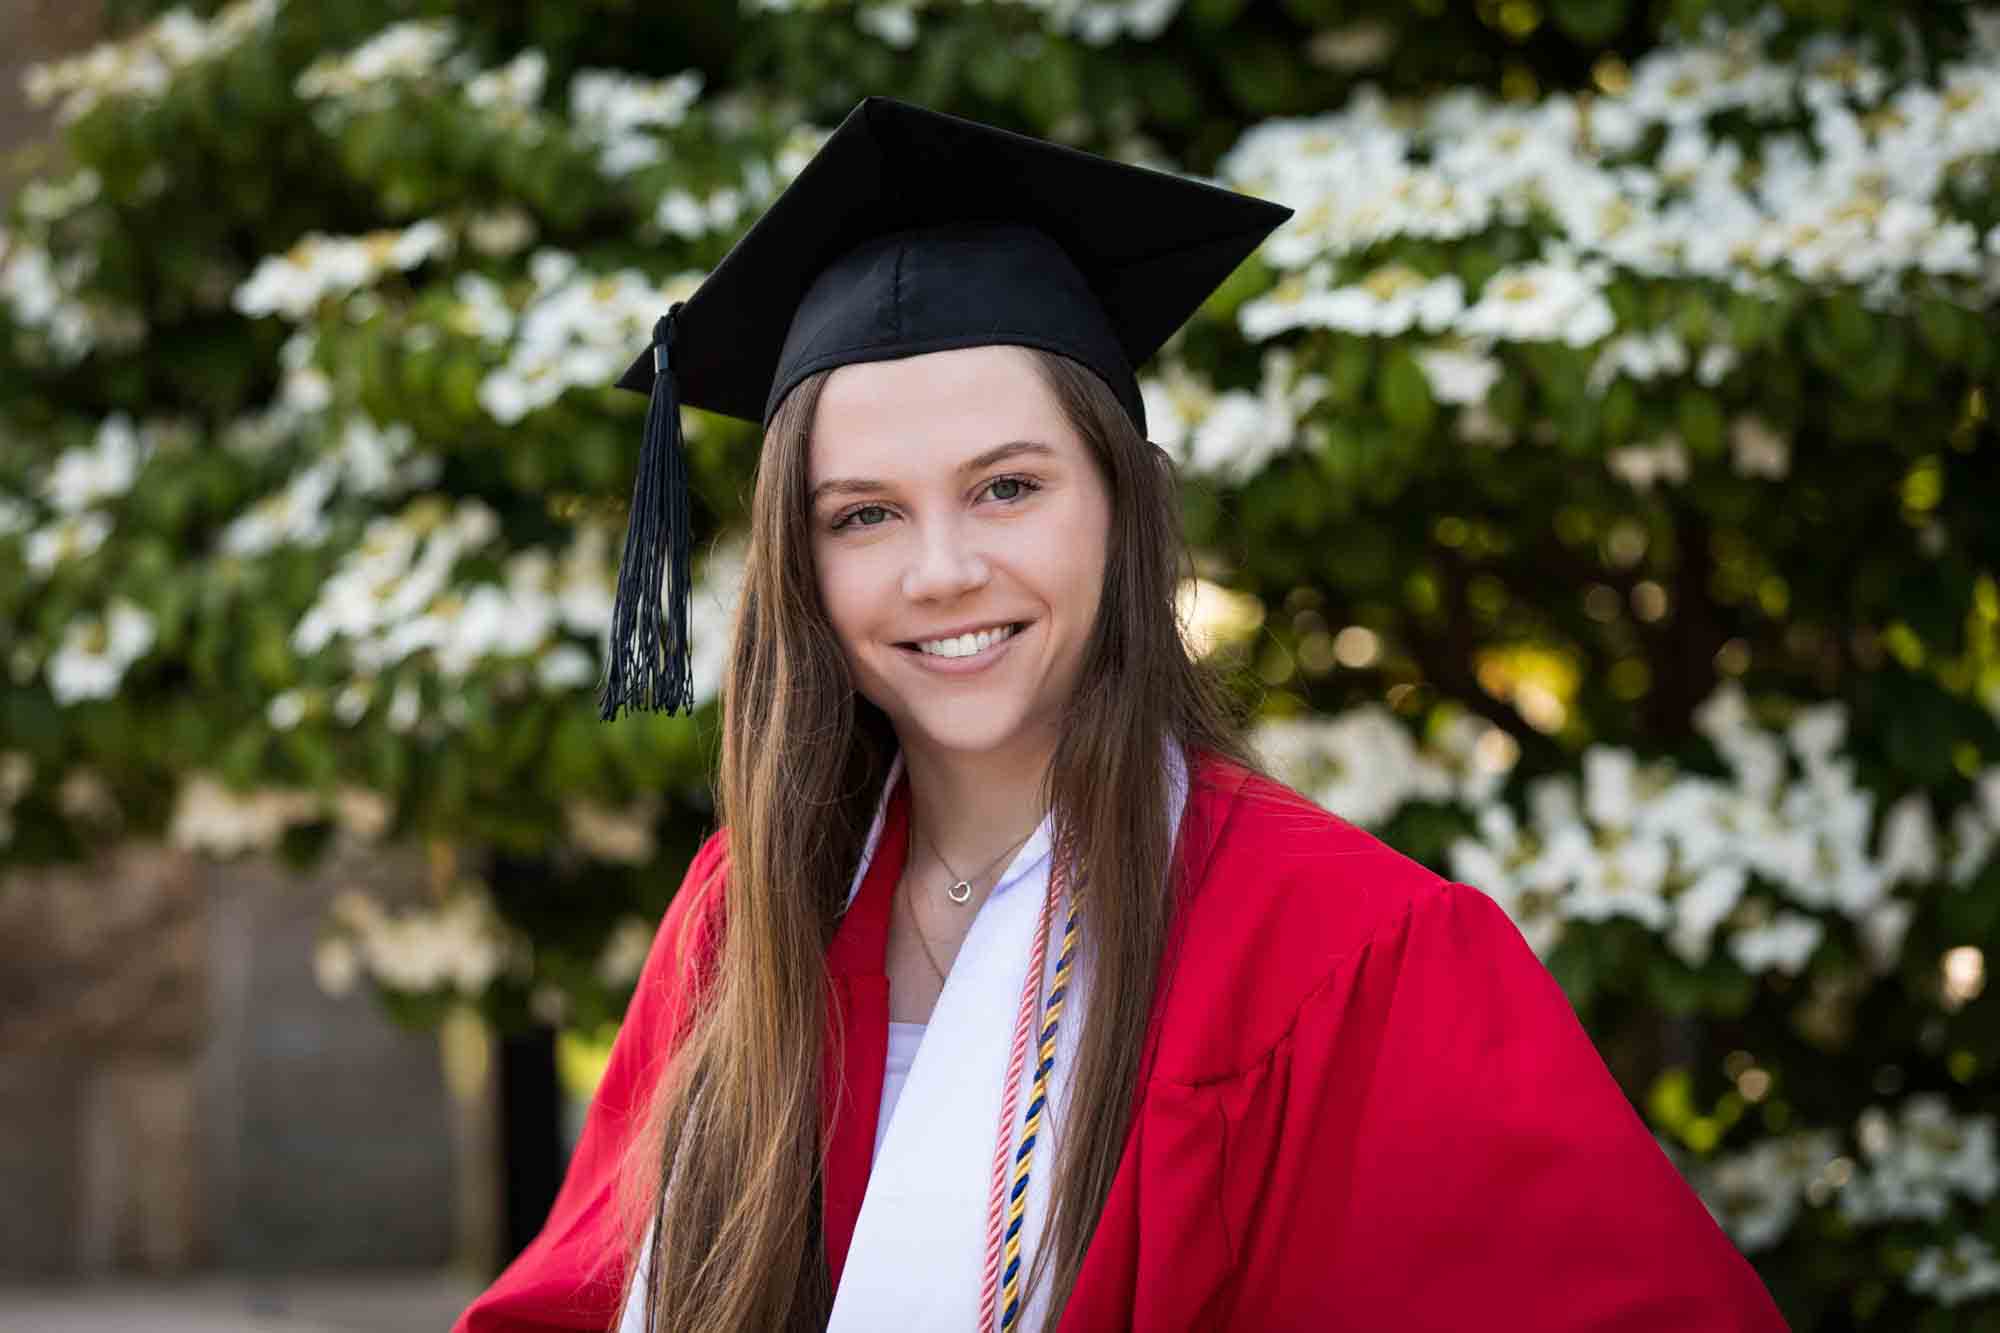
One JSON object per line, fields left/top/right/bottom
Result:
{"left": 458, "top": 99, "right": 1787, "bottom": 1333}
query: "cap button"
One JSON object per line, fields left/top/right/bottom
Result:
{"left": 652, "top": 302, "right": 684, "bottom": 376}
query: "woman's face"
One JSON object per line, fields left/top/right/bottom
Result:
{"left": 808, "top": 345, "right": 1112, "bottom": 761}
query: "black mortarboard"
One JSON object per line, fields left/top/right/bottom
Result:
{"left": 600, "top": 95, "right": 1292, "bottom": 720}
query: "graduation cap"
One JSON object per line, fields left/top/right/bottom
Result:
{"left": 601, "top": 95, "right": 1293, "bottom": 720}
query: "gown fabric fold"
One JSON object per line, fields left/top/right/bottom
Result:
{"left": 455, "top": 752, "right": 1788, "bottom": 1332}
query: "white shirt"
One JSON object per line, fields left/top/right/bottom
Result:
{"left": 877, "top": 1021, "right": 928, "bottom": 1160}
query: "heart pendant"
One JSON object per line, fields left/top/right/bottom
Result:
{"left": 946, "top": 879, "right": 973, "bottom": 904}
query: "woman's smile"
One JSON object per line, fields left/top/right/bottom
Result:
{"left": 895, "top": 620, "right": 1032, "bottom": 674}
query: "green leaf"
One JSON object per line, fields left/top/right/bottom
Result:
{"left": 1378, "top": 345, "right": 1437, "bottom": 437}
{"left": 1848, "top": 325, "right": 1906, "bottom": 401}
{"left": 1646, "top": 953, "right": 1707, "bottom": 1015}
{"left": 1601, "top": 378, "right": 1640, "bottom": 445}
{"left": 1327, "top": 337, "right": 1375, "bottom": 408}
{"left": 1677, "top": 388, "right": 1724, "bottom": 458}
{"left": 1189, "top": 0, "right": 1251, "bottom": 29}
{"left": 1915, "top": 296, "right": 1966, "bottom": 363}
{"left": 1647, "top": 1066, "right": 1696, "bottom": 1135}
{"left": 1549, "top": 0, "right": 1630, "bottom": 42}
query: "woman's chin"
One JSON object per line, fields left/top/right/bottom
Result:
{"left": 893, "top": 696, "right": 1041, "bottom": 758}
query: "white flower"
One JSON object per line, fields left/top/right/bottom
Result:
{"left": 1151, "top": 348, "right": 1323, "bottom": 483}
{"left": 1859, "top": 899, "right": 1913, "bottom": 974}
{"left": 1908, "top": 1235, "right": 2000, "bottom": 1307}
{"left": 596, "top": 916, "right": 656, "bottom": 987}
{"left": 1243, "top": 264, "right": 1465, "bottom": 340}
{"left": 25, "top": 511, "right": 112, "bottom": 575}
{"left": 334, "top": 787, "right": 392, "bottom": 841}
{"left": 221, "top": 459, "right": 337, "bottom": 555}
{"left": 1669, "top": 863, "right": 1747, "bottom": 965}
{"left": 536, "top": 643, "right": 598, "bottom": 692}
{"left": 1787, "top": 702, "right": 1847, "bottom": 771}
{"left": 1695, "top": 343, "right": 1739, "bottom": 386}
{"left": 1976, "top": 766, "right": 2000, "bottom": 828}
{"left": 655, "top": 189, "right": 708, "bottom": 238}
{"left": 1900, "top": 1097, "right": 2000, "bottom": 1203}
{"left": 1308, "top": 21, "right": 1394, "bottom": 71}
{"left": 465, "top": 49, "right": 546, "bottom": 110}
{"left": 1606, "top": 436, "right": 1690, "bottom": 491}
{"left": 0, "top": 495, "right": 31, "bottom": 538}
{"left": 1414, "top": 346, "right": 1502, "bottom": 405}
{"left": 449, "top": 272, "right": 515, "bottom": 342}
{"left": 688, "top": 539, "right": 748, "bottom": 708}
{"left": 18, "top": 168, "right": 102, "bottom": 224}
{"left": 296, "top": 20, "right": 456, "bottom": 102}
{"left": 1588, "top": 330, "right": 1687, "bottom": 394}
{"left": 1694, "top": 1131, "right": 1838, "bottom": 1252}
{"left": 476, "top": 261, "right": 702, "bottom": 423}
{"left": 234, "top": 221, "right": 455, "bottom": 322}
{"left": 1845, "top": 1096, "right": 2000, "bottom": 1227}
{"left": 24, "top": 0, "right": 279, "bottom": 123}
{"left": 1730, "top": 910, "right": 1823, "bottom": 976}
{"left": 565, "top": 800, "right": 656, "bottom": 865}
{"left": 267, "top": 690, "right": 308, "bottom": 731}
{"left": 169, "top": 776, "right": 319, "bottom": 856}
{"left": 387, "top": 681, "right": 421, "bottom": 732}
{"left": 1876, "top": 793, "right": 1939, "bottom": 887}
{"left": 1729, "top": 415, "right": 1791, "bottom": 480}
{"left": 42, "top": 414, "right": 148, "bottom": 512}
{"left": 336, "top": 888, "right": 510, "bottom": 995}
{"left": 314, "top": 936, "right": 360, "bottom": 996}
{"left": 1583, "top": 747, "right": 1642, "bottom": 828}
{"left": 569, "top": 69, "right": 703, "bottom": 176}
{"left": 1255, "top": 706, "right": 1454, "bottom": 829}
{"left": 47, "top": 600, "right": 155, "bottom": 704}
{"left": 466, "top": 208, "right": 537, "bottom": 258}
{"left": 1458, "top": 261, "right": 1616, "bottom": 347}
{"left": 856, "top": 4, "right": 919, "bottom": 48}
{"left": 1561, "top": 834, "right": 1673, "bottom": 930}
{"left": 1949, "top": 806, "right": 1995, "bottom": 886}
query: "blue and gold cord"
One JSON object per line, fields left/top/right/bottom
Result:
{"left": 999, "top": 894, "right": 1081, "bottom": 1331}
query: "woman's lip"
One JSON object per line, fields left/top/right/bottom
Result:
{"left": 895, "top": 622, "right": 1029, "bottom": 675}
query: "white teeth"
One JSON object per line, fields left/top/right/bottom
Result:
{"left": 917, "top": 623, "right": 1017, "bottom": 658}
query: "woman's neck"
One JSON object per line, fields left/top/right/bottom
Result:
{"left": 897, "top": 731, "right": 1055, "bottom": 875}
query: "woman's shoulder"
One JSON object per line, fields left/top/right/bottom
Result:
{"left": 1149, "top": 752, "right": 1473, "bottom": 1082}
{"left": 628, "top": 826, "right": 733, "bottom": 1009}
{"left": 1182, "top": 751, "right": 1453, "bottom": 934}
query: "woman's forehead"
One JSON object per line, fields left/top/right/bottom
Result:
{"left": 809, "top": 346, "right": 1081, "bottom": 480}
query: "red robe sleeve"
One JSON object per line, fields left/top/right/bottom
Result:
{"left": 1202, "top": 879, "right": 1786, "bottom": 1330}
{"left": 454, "top": 830, "right": 729, "bottom": 1333}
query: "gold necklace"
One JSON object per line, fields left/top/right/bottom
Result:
{"left": 914, "top": 817, "right": 1038, "bottom": 905}
{"left": 899, "top": 869, "right": 953, "bottom": 985}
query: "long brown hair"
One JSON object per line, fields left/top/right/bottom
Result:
{"left": 618, "top": 347, "right": 1257, "bottom": 1332}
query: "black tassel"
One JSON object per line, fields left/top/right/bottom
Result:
{"left": 601, "top": 305, "right": 694, "bottom": 720}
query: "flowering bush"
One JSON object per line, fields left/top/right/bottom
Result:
{"left": 1, "top": 0, "right": 1995, "bottom": 1321}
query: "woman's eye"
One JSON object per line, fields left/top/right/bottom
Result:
{"left": 985, "top": 476, "right": 1039, "bottom": 503}
{"left": 840, "top": 505, "right": 889, "bottom": 529}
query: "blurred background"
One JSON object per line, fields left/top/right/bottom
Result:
{"left": 1, "top": 0, "right": 1996, "bottom": 1329}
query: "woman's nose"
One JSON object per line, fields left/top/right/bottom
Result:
{"left": 900, "top": 515, "right": 990, "bottom": 602}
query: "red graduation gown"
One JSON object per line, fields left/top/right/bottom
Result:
{"left": 457, "top": 753, "right": 1788, "bottom": 1331}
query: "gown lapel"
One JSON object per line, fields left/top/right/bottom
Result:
{"left": 820, "top": 769, "right": 907, "bottom": 1292}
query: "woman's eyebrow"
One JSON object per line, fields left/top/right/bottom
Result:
{"left": 809, "top": 440, "right": 1056, "bottom": 505}
{"left": 959, "top": 439, "right": 1056, "bottom": 473}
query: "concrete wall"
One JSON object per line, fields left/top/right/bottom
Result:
{"left": 0, "top": 0, "right": 107, "bottom": 193}
{"left": 0, "top": 842, "right": 472, "bottom": 1278}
